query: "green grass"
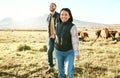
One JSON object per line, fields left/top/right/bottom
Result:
{"left": 0, "top": 30, "right": 120, "bottom": 78}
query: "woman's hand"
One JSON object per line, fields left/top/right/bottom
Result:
{"left": 75, "top": 55, "right": 80, "bottom": 60}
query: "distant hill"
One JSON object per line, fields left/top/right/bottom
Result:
{"left": 0, "top": 15, "right": 47, "bottom": 30}
{"left": 0, "top": 17, "right": 15, "bottom": 29}
{"left": 0, "top": 15, "right": 119, "bottom": 30}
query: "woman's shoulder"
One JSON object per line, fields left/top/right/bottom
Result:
{"left": 71, "top": 24, "right": 77, "bottom": 30}
{"left": 71, "top": 23, "right": 76, "bottom": 27}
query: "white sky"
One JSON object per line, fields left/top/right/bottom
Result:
{"left": 0, "top": 0, "right": 120, "bottom": 24}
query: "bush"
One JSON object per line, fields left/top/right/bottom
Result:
{"left": 39, "top": 45, "right": 47, "bottom": 52}
{"left": 17, "top": 44, "right": 31, "bottom": 51}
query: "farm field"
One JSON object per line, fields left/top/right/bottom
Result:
{"left": 0, "top": 30, "right": 120, "bottom": 78}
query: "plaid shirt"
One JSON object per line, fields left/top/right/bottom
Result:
{"left": 70, "top": 25, "right": 80, "bottom": 56}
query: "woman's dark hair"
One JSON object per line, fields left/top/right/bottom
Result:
{"left": 59, "top": 8, "right": 73, "bottom": 23}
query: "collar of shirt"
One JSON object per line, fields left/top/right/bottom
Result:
{"left": 50, "top": 11, "right": 55, "bottom": 16}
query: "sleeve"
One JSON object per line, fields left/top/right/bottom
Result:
{"left": 70, "top": 25, "right": 80, "bottom": 56}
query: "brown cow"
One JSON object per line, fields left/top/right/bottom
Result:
{"left": 109, "top": 30, "right": 117, "bottom": 38}
{"left": 96, "top": 27, "right": 117, "bottom": 40}
{"left": 113, "top": 31, "right": 120, "bottom": 41}
{"left": 100, "top": 27, "right": 110, "bottom": 39}
{"left": 115, "top": 31, "right": 120, "bottom": 38}
{"left": 95, "top": 29, "right": 101, "bottom": 39}
{"left": 90, "top": 30, "right": 101, "bottom": 45}
{"left": 78, "top": 31, "right": 89, "bottom": 41}
{"left": 91, "top": 28, "right": 118, "bottom": 45}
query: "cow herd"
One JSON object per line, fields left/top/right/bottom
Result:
{"left": 78, "top": 27, "right": 120, "bottom": 42}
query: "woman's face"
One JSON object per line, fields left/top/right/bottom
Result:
{"left": 60, "top": 10, "right": 70, "bottom": 23}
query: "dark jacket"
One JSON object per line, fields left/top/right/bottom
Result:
{"left": 47, "top": 11, "right": 59, "bottom": 37}
{"left": 55, "top": 21, "right": 74, "bottom": 51}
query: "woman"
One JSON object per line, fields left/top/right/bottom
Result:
{"left": 55, "top": 8, "right": 80, "bottom": 78}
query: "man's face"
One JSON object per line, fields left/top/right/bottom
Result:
{"left": 49, "top": 3, "right": 56, "bottom": 12}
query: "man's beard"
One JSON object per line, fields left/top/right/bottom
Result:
{"left": 50, "top": 9, "right": 55, "bottom": 12}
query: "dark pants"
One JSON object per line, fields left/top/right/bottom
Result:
{"left": 47, "top": 38, "right": 55, "bottom": 67}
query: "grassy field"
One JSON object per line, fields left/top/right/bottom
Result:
{"left": 0, "top": 30, "right": 120, "bottom": 78}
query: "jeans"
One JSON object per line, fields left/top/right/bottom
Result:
{"left": 55, "top": 49, "right": 74, "bottom": 78}
{"left": 47, "top": 38, "right": 55, "bottom": 67}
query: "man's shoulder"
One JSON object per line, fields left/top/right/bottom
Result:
{"left": 55, "top": 12, "right": 59, "bottom": 16}
{"left": 56, "top": 12, "right": 59, "bottom": 14}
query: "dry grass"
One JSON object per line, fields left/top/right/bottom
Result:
{"left": 0, "top": 30, "right": 120, "bottom": 78}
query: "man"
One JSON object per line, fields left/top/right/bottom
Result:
{"left": 46, "top": 3, "right": 59, "bottom": 74}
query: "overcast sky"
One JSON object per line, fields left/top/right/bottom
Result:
{"left": 0, "top": 0, "right": 120, "bottom": 24}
